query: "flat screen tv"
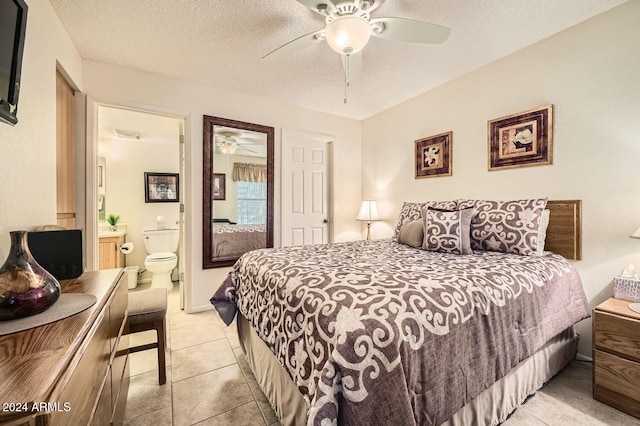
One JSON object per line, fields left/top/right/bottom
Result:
{"left": 0, "top": 0, "right": 28, "bottom": 126}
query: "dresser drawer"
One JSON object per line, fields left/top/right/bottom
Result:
{"left": 109, "top": 273, "right": 128, "bottom": 352}
{"left": 593, "top": 310, "right": 640, "bottom": 362}
{"left": 53, "top": 309, "right": 110, "bottom": 425}
{"left": 593, "top": 349, "right": 640, "bottom": 417}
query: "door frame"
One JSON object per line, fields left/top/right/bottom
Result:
{"left": 83, "top": 98, "right": 189, "bottom": 302}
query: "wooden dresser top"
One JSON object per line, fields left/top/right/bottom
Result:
{"left": 0, "top": 269, "right": 123, "bottom": 407}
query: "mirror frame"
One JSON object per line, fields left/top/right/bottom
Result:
{"left": 202, "top": 115, "right": 274, "bottom": 268}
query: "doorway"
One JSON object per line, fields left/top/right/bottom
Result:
{"left": 94, "top": 105, "right": 186, "bottom": 298}
{"left": 281, "top": 129, "right": 334, "bottom": 246}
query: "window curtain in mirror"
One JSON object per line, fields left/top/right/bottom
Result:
{"left": 232, "top": 162, "right": 267, "bottom": 182}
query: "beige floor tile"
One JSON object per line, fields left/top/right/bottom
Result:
{"left": 501, "top": 406, "right": 549, "bottom": 426}
{"left": 195, "top": 401, "right": 266, "bottom": 425}
{"left": 172, "top": 339, "right": 237, "bottom": 382}
{"left": 124, "top": 406, "right": 172, "bottom": 426}
{"left": 169, "top": 309, "right": 224, "bottom": 330}
{"left": 129, "top": 329, "right": 168, "bottom": 348}
{"left": 520, "top": 387, "right": 637, "bottom": 426}
{"left": 172, "top": 364, "right": 254, "bottom": 426}
{"left": 124, "top": 368, "right": 172, "bottom": 421}
{"left": 170, "top": 322, "right": 226, "bottom": 350}
{"left": 246, "top": 376, "right": 279, "bottom": 425}
{"left": 233, "top": 348, "right": 254, "bottom": 379}
{"left": 129, "top": 346, "right": 171, "bottom": 377}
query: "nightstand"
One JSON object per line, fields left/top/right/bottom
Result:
{"left": 592, "top": 298, "right": 640, "bottom": 418}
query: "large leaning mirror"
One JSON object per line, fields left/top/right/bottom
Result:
{"left": 203, "top": 116, "right": 274, "bottom": 268}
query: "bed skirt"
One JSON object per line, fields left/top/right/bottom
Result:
{"left": 237, "top": 313, "right": 578, "bottom": 426}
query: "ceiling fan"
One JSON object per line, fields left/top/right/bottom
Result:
{"left": 263, "top": 0, "right": 450, "bottom": 101}
{"left": 215, "top": 132, "right": 258, "bottom": 155}
{"left": 263, "top": 0, "right": 451, "bottom": 59}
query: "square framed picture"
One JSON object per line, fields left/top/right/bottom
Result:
{"left": 144, "top": 172, "right": 179, "bottom": 203}
{"left": 212, "top": 173, "right": 226, "bottom": 200}
{"left": 415, "top": 131, "right": 452, "bottom": 179}
{"left": 488, "top": 105, "right": 553, "bottom": 171}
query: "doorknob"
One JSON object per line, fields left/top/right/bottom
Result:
{"left": 323, "top": 219, "right": 329, "bottom": 224}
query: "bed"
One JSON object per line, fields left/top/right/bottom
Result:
{"left": 211, "top": 199, "right": 589, "bottom": 425}
{"left": 211, "top": 223, "right": 267, "bottom": 259}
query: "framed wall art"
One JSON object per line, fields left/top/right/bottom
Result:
{"left": 415, "top": 131, "right": 452, "bottom": 179}
{"left": 144, "top": 172, "right": 179, "bottom": 203}
{"left": 488, "top": 105, "right": 553, "bottom": 171}
{"left": 212, "top": 173, "right": 226, "bottom": 200}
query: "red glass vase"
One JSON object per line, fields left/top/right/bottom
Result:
{"left": 0, "top": 231, "right": 61, "bottom": 321}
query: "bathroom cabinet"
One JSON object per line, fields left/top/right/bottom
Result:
{"left": 99, "top": 234, "right": 125, "bottom": 270}
{"left": 0, "top": 269, "right": 129, "bottom": 425}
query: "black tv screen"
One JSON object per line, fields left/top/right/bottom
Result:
{"left": 0, "top": 0, "right": 28, "bottom": 126}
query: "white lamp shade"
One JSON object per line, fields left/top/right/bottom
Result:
{"left": 631, "top": 226, "right": 640, "bottom": 239}
{"left": 325, "top": 15, "right": 372, "bottom": 55}
{"left": 356, "top": 200, "right": 380, "bottom": 221}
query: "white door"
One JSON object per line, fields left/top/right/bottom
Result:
{"left": 282, "top": 130, "right": 331, "bottom": 247}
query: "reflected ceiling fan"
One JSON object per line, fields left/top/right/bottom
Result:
{"left": 215, "top": 131, "right": 259, "bottom": 155}
{"left": 263, "top": 0, "right": 451, "bottom": 101}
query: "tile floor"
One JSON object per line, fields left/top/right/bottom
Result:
{"left": 124, "top": 284, "right": 639, "bottom": 426}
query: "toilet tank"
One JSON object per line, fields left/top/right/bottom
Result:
{"left": 143, "top": 229, "right": 180, "bottom": 254}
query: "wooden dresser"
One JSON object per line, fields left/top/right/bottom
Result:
{"left": 0, "top": 269, "right": 129, "bottom": 426}
{"left": 592, "top": 297, "right": 640, "bottom": 418}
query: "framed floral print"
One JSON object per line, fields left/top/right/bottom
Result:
{"left": 415, "top": 131, "right": 452, "bottom": 179}
{"left": 488, "top": 105, "right": 553, "bottom": 171}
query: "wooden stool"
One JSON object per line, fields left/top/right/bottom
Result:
{"left": 127, "top": 288, "right": 167, "bottom": 385}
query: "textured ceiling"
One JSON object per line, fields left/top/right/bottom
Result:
{"left": 50, "top": 0, "right": 626, "bottom": 120}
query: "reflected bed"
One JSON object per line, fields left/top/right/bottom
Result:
{"left": 211, "top": 223, "right": 266, "bottom": 259}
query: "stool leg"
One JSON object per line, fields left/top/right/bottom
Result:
{"left": 156, "top": 318, "right": 167, "bottom": 385}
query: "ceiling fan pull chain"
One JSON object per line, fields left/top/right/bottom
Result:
{"left": 344, "top": 52, "right": 350, "bottom": 104}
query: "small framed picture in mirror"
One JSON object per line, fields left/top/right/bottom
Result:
{"left": 212, "top": 173, "right": 226, "bottom": 200}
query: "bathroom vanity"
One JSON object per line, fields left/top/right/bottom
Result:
{"left": 99, "top": 229, "right": 126, "bottom": 270}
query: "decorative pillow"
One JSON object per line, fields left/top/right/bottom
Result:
{"left": 394, "top": 200, "right": 458, "bottom": 238}
{"left": 422, "top": 207, "right": 474, "bottom": 255}
{"left": 457, "top": 198, "right": 548, "bottom": 256}
{"left": 536, "top": 209, "right": 550, "bottom": 256}
{"left": 397, "top": 220, "right": 424, "bottom": 248}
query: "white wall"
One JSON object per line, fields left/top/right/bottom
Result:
{"left": 362, "top": 1, "right": 640, "bottom": 356}
{"left": 81, "top": 61, "right": 362, "bottom": 312}
{"left": 99, "top": 135, "right": 180, "bottom": 275}
{"left": 0, "top": 0, "right": 82, "bottom": 258}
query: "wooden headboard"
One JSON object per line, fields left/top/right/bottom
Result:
{"left": 545, "top": 200, "right": 582, "bottom": 260}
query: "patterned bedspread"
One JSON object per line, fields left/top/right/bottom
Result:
{"left": 211, "top": 239, "right": 589, "bottom": 425}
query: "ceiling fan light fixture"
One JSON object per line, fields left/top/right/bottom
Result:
{"left": 219, "top": 144, "right": 238, "bottom": 155}
{"left": 325, "top": 15, "right": 372, "bottom": 55}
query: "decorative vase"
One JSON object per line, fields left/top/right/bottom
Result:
{"left": 0, "top": 230, "right": 61, "bottom": 321}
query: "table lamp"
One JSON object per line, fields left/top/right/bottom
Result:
{"left": 356, "top": 200, "right": 380, "bottom": 240}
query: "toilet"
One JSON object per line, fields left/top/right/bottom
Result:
{"left": 143, "top": 229, "right": 179, "bottom": 290}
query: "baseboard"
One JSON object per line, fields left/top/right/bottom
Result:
{"left": 575, "top": 353, "right": 593, "bottom": 362}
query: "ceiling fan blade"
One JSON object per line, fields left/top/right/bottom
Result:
{"left": 262, "top": 29, "right": 326, "bottom": 60}
{"left": 295, "top": 0, "right": 337, "bottom": 15}
{"left": 370, "top": 17, "right": 451, "bottom": 44}
{"left": 238, "top": 147, "right": 258, "bottom": 154}
{"left": 341, "top": 51, "right": 363, "bottom": 84}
